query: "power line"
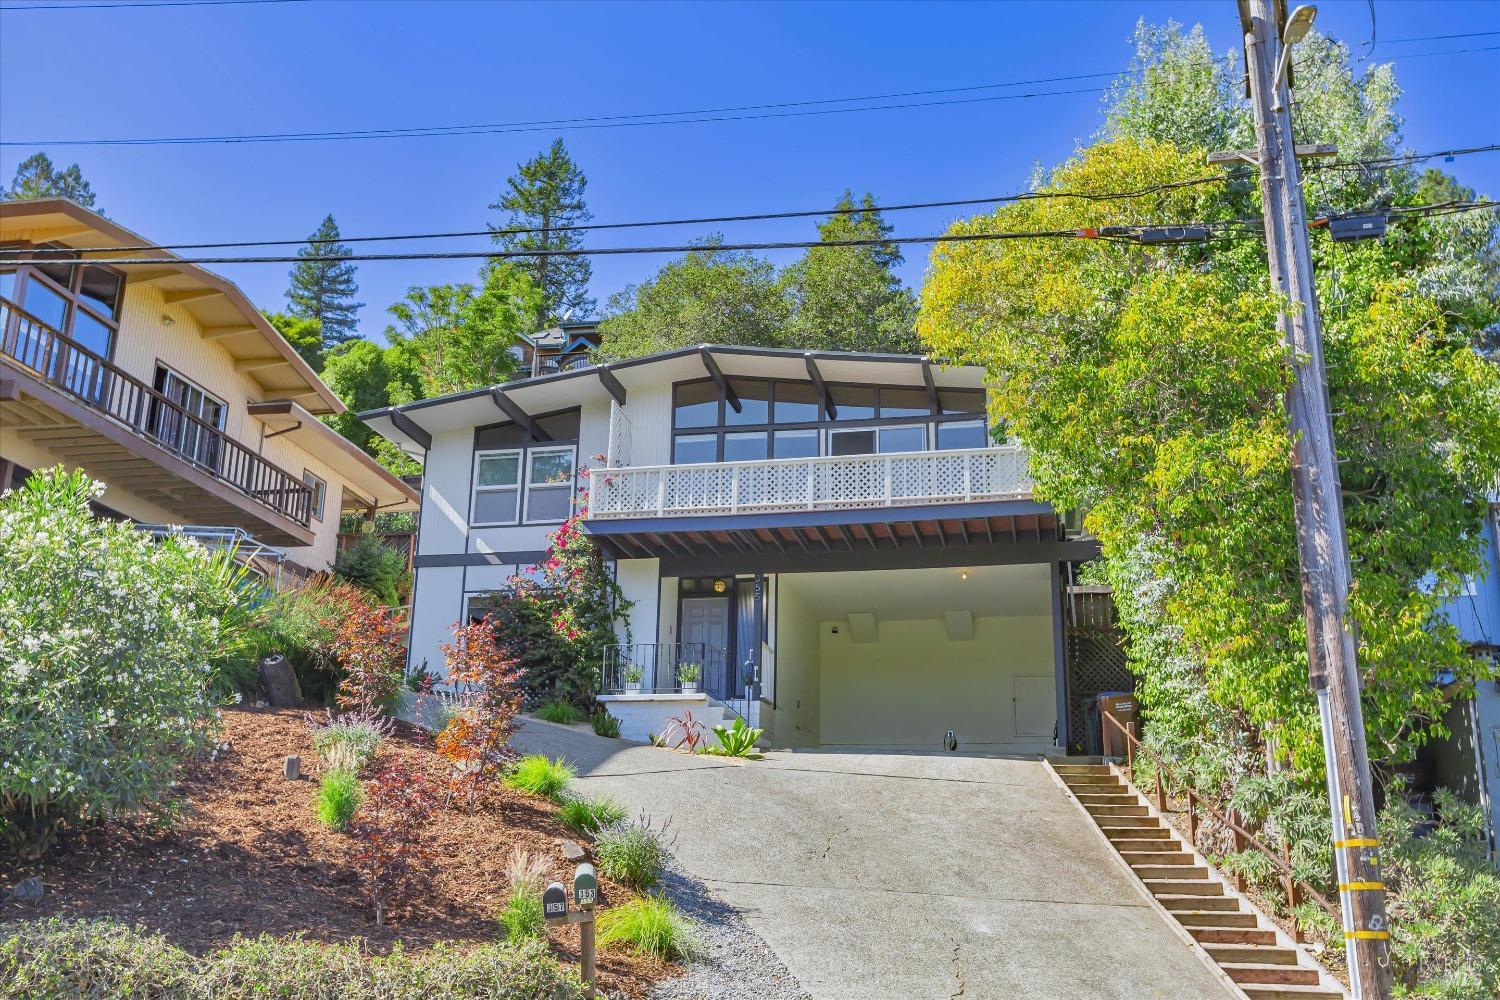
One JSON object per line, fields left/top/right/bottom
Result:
{"left": 5, "top": 141, "right": 1491, "bottom": 259}
{"left": 1378, "top": 30, "right": 1500, "bottom": 44}
{"left": 1, "top": 173, "right": 1249, "bottom": 256}
{"left": 2, "top": 47, "right": 1495, "bottom": 148}
{"left": 0, "top": 0, "right": 307, "bottom": 9}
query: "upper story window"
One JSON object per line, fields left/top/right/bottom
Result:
{"left": 0, "top": 249, "right": 124, "bottom": 363}
{"left": 471, "top": 407, "right": 581, "bottom": 527}
{"left": 671, "top": 377, "right": 987, "bottom": 464}
{"left": 302, "top": 470, "right": 328, "bottom": 521}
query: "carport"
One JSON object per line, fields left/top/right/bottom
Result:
{"left": 765, "top": 564, "right": 1061, "bottom": 750}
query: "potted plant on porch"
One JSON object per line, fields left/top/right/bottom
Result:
{"left": 623, "top": 663, "right": 644, "bottom": 694}
{"left": 678, "top": 661, "right": 700, "bottom": 694}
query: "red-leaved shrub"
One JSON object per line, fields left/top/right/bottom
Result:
{"left": 435, "top": 616, "right": 523, "bottom": 808}
{"left": 332, "top": 599, "right": 405, "bottom": 717}
{"left": 347, "top": 760, "right": 437, "bottom": 925}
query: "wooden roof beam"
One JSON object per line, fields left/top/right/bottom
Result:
{"left": 490, "top": 388, "right": 551, "bottom": 442}
{"left": 700, "top": 347, "right": 740, "bottom": 413}
{"left": 804, "top": 353, "right": 836, "bottom": 419}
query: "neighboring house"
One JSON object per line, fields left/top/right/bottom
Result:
{"left": 509, "top": 318, "right": 599, "bottom": 379}
{"left": 363, "top": 345, "right": 1100, "bottom": 751}
{"left": 0, "top": 199, "right": 417, "bottom": 577}
{"left": 1432, "top": 496, "right": 1500, "bottom": 853}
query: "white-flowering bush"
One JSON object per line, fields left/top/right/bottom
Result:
{"left": 0, "top": 468, "right": 238, "bottom": 857}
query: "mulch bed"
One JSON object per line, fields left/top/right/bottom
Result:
{"left": 0, "top": 706, "right": 669, "bottom": 997}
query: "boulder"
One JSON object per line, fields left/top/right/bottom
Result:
{"left": 9, "top": 876, "right": 43, "bottom": 903}
{"left": 258, "top": 654, "right": 303, "bottom": 708}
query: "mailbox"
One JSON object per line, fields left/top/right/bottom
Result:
{"left": 543, "top": 881, "right": 568, "bottom": 924}
{"left": 573, "top": 863, "right": 598, "bottom": 908}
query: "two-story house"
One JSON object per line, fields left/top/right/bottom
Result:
{"left": 363, "top": 344, "right": 1099, "bottom": 751}
{"left": 510, "top": 317, "right": 600, "bottom": 379}
{"left": 0, "top": 199, "right": 417, "bottom": 576}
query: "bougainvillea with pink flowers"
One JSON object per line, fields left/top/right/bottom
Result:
{"left": 483, "top": 462, "right": 633, "bottom": 709}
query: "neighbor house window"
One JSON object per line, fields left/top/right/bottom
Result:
{"left": 302, "top": 470, "right": 327, "bottom": 521}
{"left": 472, "top": 449, "right": 522, "bottom": 526}
{"left": 523, "top": 446, "right": 576, "bottom": 523}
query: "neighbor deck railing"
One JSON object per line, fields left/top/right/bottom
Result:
{"left": 1102, "top": 712, "right": 1340, "bottom": 941}
{"left": 0, "top": 297, "right": 313, "bottom": 526}
{"left": 587, "top": 445, "right": 1031, "bottom": 519}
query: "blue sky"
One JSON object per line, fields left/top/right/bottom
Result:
{"left": 1, "top": 0, "right": 1496, "bottom": 344}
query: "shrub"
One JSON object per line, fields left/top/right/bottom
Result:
{"left": 0, "top": 917, "right": 587, "bottom": 999}
{"left": 705, "top": 717, "right": 764, "bottom": 758}
{"left": 504, "top": 755, "right": 576, "bottom": 802}
{"left": 595, "top": 813, "right": 674, "bottom": 891}
{"left": 1380, "top": 788, "right": 1500, "bottom": 999}
{"left": 535, "top": 699, "right": 586, "bottom": 725}
{"left": 333, "top": 600, "right": 406, "bottom": 717}
{"left": 498, "top": 889, "right": 547, "bottom": 942}
{"left": 436, "top": 617, "right": 523, "bottom": 809}
{"left": 558, "top": 795, "right": 627, "bottom": 836}
{"left": 332, "top": 533, "right": 408, "bottom": 607}
{"left": 597, "top": 896, "right": 701, "bottom": 961}
{"left": 309, "top": 710, "right": 390, "bottom": 772}
{"left": 662, "top": 710, "right": 707, "bottom": 752}
{"left": 313, "top": 769, "right": 362, "bottom": 831}
{"left": 0, "top": 469, "right": 238, "bottom": 858}
{"left": 590, "top": 711, "right": 622, "bottom": 739}
{"left": 348, "top": 761, "right": 438, "bottom": 924}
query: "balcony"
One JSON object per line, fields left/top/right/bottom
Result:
{"left": 587, "top": 446, "right": 1031, "bottom": 520}
{"left": 0, "top": 298, "right": 315, "bottom": 543}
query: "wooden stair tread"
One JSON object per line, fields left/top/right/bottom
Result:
{"left": 1220, "top": 963, "right": 1322, "bottom": 985}
{"left": 1204, "top": 944, "right": 1299, "bottom": 965}
{"left": 1175, "top": 911, "right": 1259, "bottom": 927}
{"left": 1239, "top": 985, "right": 1344, "bottom": 999}
{"left": 1157, "top": 895, "right": 1241, "bottom": 911}
{"left": 1189, "top": 927, "right": 1278, "bottom": 945}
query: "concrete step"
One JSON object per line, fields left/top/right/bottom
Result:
{"left": 1174, "top": 910, "right": 1260, "bottom": 928}
{"left": 1221, "top": 964, "right": 1322, "bottom": 987}
{"left": 1133, "top": 863, "right": 1208, "bottom": 880}
{"left": 1158, "top": 894, "right": 1242, "bottom": 912}
{"left": 1206, "top": 944, "right": 1299, "bottom": 966}
{"left": 1188, "top": 926, "right": 1279, "bottom": 946}
{"left": 1086, "top": 803, "right": 1150, "bottom": 817}
{"left": 1239, "top": 985, "right": 1345, "bottom": 999}
{"left": 1145, "top": 878, "right": 1223, "bottom": 896}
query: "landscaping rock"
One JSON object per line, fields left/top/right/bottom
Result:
{"left": 257, "top": 654, "right": 302, "bottom": 707}
{"left": 284, "top": 755, "right": 301, "bottom": 781}
{"left": 559, "top": 839, "right": 587, "bottom": 862}
{"left": 9, "top": 876, "right": 43, "bottom": 903}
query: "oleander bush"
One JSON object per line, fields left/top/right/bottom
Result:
{"left": 0, "top": 917, "right": 588, "bottom": 999}
{"left": 597, "top": 896, "right": 701, "bottom": 962}
{"left": 0, "top": 469, "right": 251, "bottom": 859}
{"left": 595, "top": 813, "right": 674, "bottom": 891}
{"left": 503, "top": 755, "right": 576, "bottom": 802}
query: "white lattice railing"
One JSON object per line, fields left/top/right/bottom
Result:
{"left": 586, "top": 446, "right": 1031, "bottom": 519}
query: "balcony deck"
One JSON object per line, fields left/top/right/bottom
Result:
{"left": 588, "top": 446, "right": 1031, "bottom": 520}
{"left": 0, "top": 298, "right": 315, "bottom": 545}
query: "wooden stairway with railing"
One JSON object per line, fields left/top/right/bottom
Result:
{"left": 1052, "top": 761, "right": 1347, "bottom": 1000}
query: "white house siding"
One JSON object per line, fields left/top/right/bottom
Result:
{"left": 617, "top": 381, "right": 672, "bottom": 466}
{"left": 614, "top": 558, "right": 661, "bottom": 647}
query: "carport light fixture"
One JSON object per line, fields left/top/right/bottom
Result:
{"left": 960, "top": 570, "right": 968, "bottom": 580}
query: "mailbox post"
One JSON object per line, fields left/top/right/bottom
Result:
{"left": 542, "top": 865, "right": 599, "bottom": 999}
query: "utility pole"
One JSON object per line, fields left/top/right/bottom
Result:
{"left": 1235, "top": 2, "right": 1394, "bottom": 996}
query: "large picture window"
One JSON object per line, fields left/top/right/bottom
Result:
{"left": 671, "top": 378, "right": 987, "bottom": 462}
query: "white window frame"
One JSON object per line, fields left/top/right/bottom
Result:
{"left": 825, "top": 422, "right": 929, "bottom": 457}
{"left": 302, "top": 469, "right": 327, "bottom": 522}
{"left": 471, "top": 448, "right": 523, "bottom": 527}
{"left": 522, "top": 444, "right": 578, "bottom": 524}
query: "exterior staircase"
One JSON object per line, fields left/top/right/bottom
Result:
{"left": 1052, "top": 761, "right": 1347, "bottom": 1000}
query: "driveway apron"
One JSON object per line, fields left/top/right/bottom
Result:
{"left": 513, "top": 719, "right": 1235, "bottom": 1000}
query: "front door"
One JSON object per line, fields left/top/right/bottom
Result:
{"left": 680, "top": 596, "right": 731, "bottom": 698}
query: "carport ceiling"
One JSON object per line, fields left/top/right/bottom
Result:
{"left": 779, "top": 564, "right": 1052, "bottom": 622}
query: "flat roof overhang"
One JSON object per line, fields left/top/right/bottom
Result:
{"left": 580, "top": 500, "right": 1099, "bottom": 575}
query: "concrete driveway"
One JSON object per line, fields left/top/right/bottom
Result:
{"left": 513, "top": 719, "right": 1235, "bottom": 1000}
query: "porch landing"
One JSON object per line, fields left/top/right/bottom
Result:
{"left": 513, "top": 719, "right": 1236, "bottom": 1000}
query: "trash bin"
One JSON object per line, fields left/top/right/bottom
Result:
{"left": 1097, "top": 691, "right": 1137, "bottom": 757}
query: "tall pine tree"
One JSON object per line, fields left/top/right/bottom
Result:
{"left": 286, "top": 214, "right": 363, "bottom": 348}
{"left": 489, "top": 139, "right": 595, "bottom": 330}
{"left": 3, "top": 152, "right": 99, "bottom": 210}
{"left": 780, "top": 192, "right": 918, "bottom": 354}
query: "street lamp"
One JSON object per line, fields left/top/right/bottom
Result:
{"left": 1273, "top": 5, "right": 1318, "bottom": 110}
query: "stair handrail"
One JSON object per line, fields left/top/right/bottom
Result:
{"left": 1101, "top": 712, "right": 1340, "bottom": 932}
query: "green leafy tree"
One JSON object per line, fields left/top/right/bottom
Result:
{"left": 489, "top": 139, "right": 595, "bottom": 329}
{"left": 2, "top": 152, "right": 99, "bottom": 210}
{"left": 780, "top": 192, "right": 918, "bottom": 353}
{"left": 384, "top": 263, "right": 538, "bottom": 397}
{"left": 319, "top": 339, "right": 422, "bottom": 477}
{"left": 1414, "top": 169, "right": 1500, "bottom": 355}
{"left": 287, "top": 214, "right": 363, "bottom": 348}
{"left": 919, "top": 120, "right": 1500, "bottom": 787}
{"left": 261, "top": 311, "right": 325, "bottom": 371}
{"left": 597, "top": 238, "right": 791, "bottom": 359}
